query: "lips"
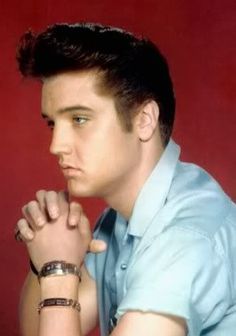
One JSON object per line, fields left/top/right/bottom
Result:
{"left": 59, "top": 161, "right": 74, "bottom": 168}
{"left": 59, "top": 163, "right": 80, "bottom": 177}
{"left": 61, "top": 167, "right": 77, "bottom": 178}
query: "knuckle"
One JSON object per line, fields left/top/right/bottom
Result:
{"left": 20, "top": 225, "right": 27, "bottom": 234}
{"left": 47, "top": 190, "right": 57, "bottom": 198}
{"left": 17, "top": 218, "right": 27, "bottom": 230}
{"left": 62, "top": 190, "right": 69, "bottom": 200}
{"left": 46, "top": 191, "right": 59, "bottom": 206}
{"left": 28, "top": 200, "right": 37, "bottom": 208}
{"left": 22, "top": 205, "right": 31, "bottom": 220}
{"left": 58, "top": 190, "right": 67, "bottom": 202}
{"left": 27, "top": 201, "right": 39, "bottom": 214}
{"left": 20, "top": 226, "right": 30, "bottom": 237}
{"left": 59, "top": 189, "right": 66, "bottom": 195}
{"left": 36, "top": 189, "right": 46, "bottom": 199}
{"left": 70, "top": 202, "right": 82, "bottom": 211}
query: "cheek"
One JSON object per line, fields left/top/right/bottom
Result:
{"left": 95, "top": 136, "right": 139, "bottom": 177}
{"left": 74, "top": 126, "right": 115, "bottom": 161}
{"left": 73, "top": 120, "right": 138, "bottom": 171}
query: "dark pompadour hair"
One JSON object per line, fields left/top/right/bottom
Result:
{"left": 16, "top": 22, "right": 175, "bottom": 145}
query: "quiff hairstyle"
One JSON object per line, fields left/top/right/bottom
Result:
{"left": 16, "top": 22, "right": 175, "bottom": 145}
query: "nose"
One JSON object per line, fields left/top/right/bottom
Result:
{"left": 49, "top": 125, "right": 72, "bottom": 156}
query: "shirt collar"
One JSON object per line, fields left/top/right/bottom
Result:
{"left": 127, "top": 139, "right": 180, "bottom": 237}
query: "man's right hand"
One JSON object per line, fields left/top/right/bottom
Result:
{"left": 16, "top": 190, "right": 107, "bottom": 265}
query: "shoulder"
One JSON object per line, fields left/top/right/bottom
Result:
{"left": 164, "top": 161, "right": 234, "bottom": 236}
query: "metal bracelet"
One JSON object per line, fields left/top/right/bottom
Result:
{"left": 38, "top": 297, "right": 81, "bottom": 314}
{"left": 38, "top": 260, "right": 81, "bottom": 282}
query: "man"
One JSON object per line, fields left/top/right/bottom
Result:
{"left": 15, "top": 23, "right": 236, "bottom": 336}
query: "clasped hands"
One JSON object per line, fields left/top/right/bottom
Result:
{"left": 15, "top": 190, "right": 106, "bottom": 272}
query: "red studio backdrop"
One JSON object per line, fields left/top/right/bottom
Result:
{"left": 0, "top": 1, "right": 235, "bottom": 335}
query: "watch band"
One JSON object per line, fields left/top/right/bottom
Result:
{"left": 38, "top": 298, "right": 81, "bottom": 313}
{"left": 38, "top": 260, "right": 81, "bottom": 281}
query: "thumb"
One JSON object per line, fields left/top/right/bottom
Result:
{"left": 88, "top": 239, "right": 107, "bottom": 253}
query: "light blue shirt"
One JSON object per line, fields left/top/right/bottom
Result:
{"left": 85, "top": 139, "right": 236, "bottom": 335}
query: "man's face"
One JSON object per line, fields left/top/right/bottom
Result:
{"left": 41, "top": 71, "right": 141, "bottom": 200}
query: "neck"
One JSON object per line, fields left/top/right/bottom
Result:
{"left": 104, "top": 141, "right": 164, "bottom": 220}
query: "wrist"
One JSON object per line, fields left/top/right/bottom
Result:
{"left": 40, "top": 275, "right": 80, "bottom": 300}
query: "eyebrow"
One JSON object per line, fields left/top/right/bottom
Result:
{"left": 41, "top": 105, "right": 94, "bottom": 119}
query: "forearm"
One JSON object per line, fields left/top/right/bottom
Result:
{"left": 39, "top": 307, "right": 81, "bottom": 336}
{"left": 16, "top": 191, "right": 99, "bottom": 336}
{"left": 39, "top": 275, "right": 82, "bottom": 336}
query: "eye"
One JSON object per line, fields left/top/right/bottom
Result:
{"left": 73, "top": 116, "right": 88, "bottom": 125}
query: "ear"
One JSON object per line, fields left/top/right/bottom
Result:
{"left": 135, "top": 100, "right": 159, "bottom": 142}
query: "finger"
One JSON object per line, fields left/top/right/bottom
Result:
{"left": 16, "top": 218, "right": 34, "bottom": 241}
{"left": 57, "top": 190, "right": 70, "bottom": 213}
{"left": 36, "top": 189, "right": 59, "bottom": 222}
{"left": 58, "top": 190, "right": 69, "bottom": 202}
{"left": 44, "top": 191, "right": 60, "bottom": 219}
{"left": 22, "top": 204, "right": 38, "bottom": 230}
{"left": 23, "top": 201, "right": 46, "bottom": 228}
{"left": 88, "top": 239, "right": 107, "bottom": 253}
{"left": 68, "top": 202, "right": 82, "bottom": 227}
{"left": 78, "top": 214, "right": 92, "bottom": 247}
{"left": 35, "top": 189, "right": 47, "bottom": 213}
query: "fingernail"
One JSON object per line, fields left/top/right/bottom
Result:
{"left": 50, "top": 208, "right": 59, "bottom": 219}
{"left": 69, "top": 218, "right": 77, "bottom": 226}
{"left": 37, "top": 218, "right": 45, "bottom": 226}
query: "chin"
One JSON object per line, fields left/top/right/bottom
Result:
{"left": 67, "top": 180, "right": 96, "bottom": 198}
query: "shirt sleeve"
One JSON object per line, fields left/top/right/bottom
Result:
{"left": 116, "top": 227, "right": 230, "bottom": 335}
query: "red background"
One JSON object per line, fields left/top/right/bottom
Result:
{"left": 0, "top": 1, "right": 235, "bottom": 335}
